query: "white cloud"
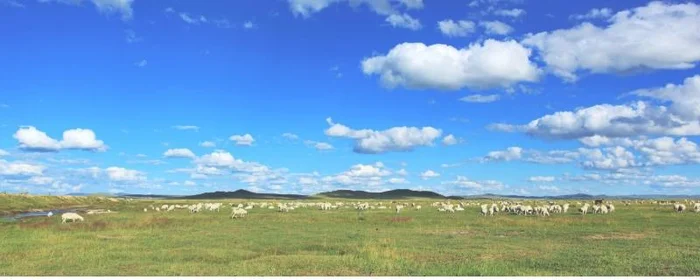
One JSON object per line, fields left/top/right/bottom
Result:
{"left": 437, "top": 19, "right": 475, "bottom": 37}
{"left": 385, "top": 13, "right": 422, "bottom": 30}
{"left": 134, "top": 59, "right": 147, "bottom": 67}
{"left": 13, "top": 126, "right": 107, "bottom": 152}
{"left": 60, "top": 129, "right": 108, "bottom": 151}
{"left": 28, "top": 176, "right": 55, "bottom": 185}
{"left": 288, "top": 0, "right": 424, "bottom": 18}
{"left": 442, "top": 176, "right": 505, "bottom": 191}
{"left": 172, "top": 125, "right": 199, "bottom": 131}
{"left": 321, "top": 162, "right": 392, "bottom": 188}
{"left": 39, "top": 0, "right": 134, "bottom": 20}
{"left": 523, "top": 2, "right": 700, "bottom": 81}
{"left": 420, "top": 170, "right": 440, "bottom": 179}
{"left": 229, "top": 134, "right": 255, "bottom": 146}
{"left": 396, "top": 168, "right": 408, "bottom": 176}
{"left": 479, "top": 20, "right": 513, "bottom": 35}
{"left": 442, "top": 134, "right": 458, "bottom": 145}
{"left": 459, "top": 94, "right": 500, "bottom": 103}
{"left": 184, "top": 180, "right": 196, "bottom": 186}
{"left": 493, "top": 8, "right": 525, "bottom": 18}
{"left": 308, "top": 141, "right": 334, "bottom": 151}
{"left": 282, "top": 133, "right": 299, "bottom": 140}
{"left": 179, "top": 12, "right": 206, "bottom": 24}
{"left": 325, "top": 117, "right": 442, "bottom": 154}
{"left": 125, "top": 29, "right": 142, "bottom": 43}
{"left": 163, "top": 148, "right": 196, "bottom": 159}
{"left": 484, "top": 146, "right": 522, "bottom": 161}
{"left": 243, "top": 21, "right": 255, "bottom": 29}
{"left": 199, "top": 141, "right": 216, "bottom": 148}
{"left": 0, "top": 160, "right": 45, "bottom": 177}
{"left": 0, "top": 149, "right": 8, "bottom": 157}
{"left": 105, "top": 166, "right": 145, "bottom": 182}
{"left": 361, "top": 40, "right": 540, "bottom": 90}
{"left": 579, "top": 146, "right": 637, "bottom": 170}
{"left": 528, "top": 176, "right": 555, "bottom": 182}
{"left": 388, "top": 177, "right": 408, "bottom": 184}
{"left": 517, "top": 75, "right": 700, "bottom": 140}
{"left": 195, "top": 151, "right": 270, "bottom": 174}
{"left": 570, "top": 8, "right": 612, "bottom": 20}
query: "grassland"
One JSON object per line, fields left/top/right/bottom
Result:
{"left": 1, "top": 195, "right": 700, "bottom": 276}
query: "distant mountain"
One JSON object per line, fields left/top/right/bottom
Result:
{"left": 181, "top": 190, "right": 310, "bottom": 200}
{"left": 317, "top": 189, "right": 460, "bottom": 199}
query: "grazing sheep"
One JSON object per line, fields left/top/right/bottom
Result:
{"left": 563, "top": 204, "right": 570, "bottom": 213}
{"left": 61, "top": 212, "right": 84, "bottom": 224}
{"left": 231, "top": 208, "right": 247, "bottom": 219}
{"left": 480, "top": 204, "right": 489, "bottom": 216}
{"left": 674, "top": 203, "right": 687, "bottom": 213}
{"left": 600, "top": 205, "right": 609, "bottom": 214}
{"left": 606, "top": 204, "right": 615, "bottom": 213}
{"left": 47, "top": 211, "right": 54, "bottom": 217}
{"left": 143, "top": 208, "right": 148, "bottom": 212}
{"left": 395, "top": 205, "right": 404, "bottom": 214}
{"left": 416, "top": 205, "right": 422, "bottom": 210}
{"left": 579, "top": 204, "right": 590, "bottom": 215}
{"left": 694, "top": 203, "right": 700, "bottom": 213}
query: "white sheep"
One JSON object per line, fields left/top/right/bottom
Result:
{"left": 47, "top": 211, "right": 54, "bottom": 217}
{"left": 694, "top": 203, "right": 700, "bottom": 213}
{"left": 606, "top": 204, "right": 615, "bottom": 213}
{"left": 395, "top": 205, "right": 404, "bottom": 214}
{"left": 563, "top": 203, "right": 570, "bottom": 213}
{"left": 674, "top": 203, "right": 687, "bottom": 213}
{"left": 143, "top": 208, "right": 148, "bottom": 212}
{"left": 231, "top": 208, "right": 247, "bottom": 219}
{"left": 579, "top": 204, "right": 590, "bottom": 215}
{"left": 61, "top": 212, "right": 84, "bottom": 224}
{"left": 415, "top": 205, "right": 422, "bottom": 210}
{"left": 480, "top": 204, "right": 489, "bottom": 216}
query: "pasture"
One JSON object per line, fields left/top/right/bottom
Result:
{"left": 2, "top": 196, "right": 700, "bottom": 276}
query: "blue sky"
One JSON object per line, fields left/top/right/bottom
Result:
{"left": 1, "top": 0, "right": 700, "bottom": 196}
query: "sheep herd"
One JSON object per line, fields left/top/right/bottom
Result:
{"left": 50, "top": 199, "right": 700, "bottom": 224}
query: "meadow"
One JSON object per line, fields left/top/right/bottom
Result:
{"left": 1, "top": 194, "right": 700, "bottom": 276}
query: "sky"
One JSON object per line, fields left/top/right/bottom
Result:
{"left": 1, "top": 0, "right": 700, "bottom": 196}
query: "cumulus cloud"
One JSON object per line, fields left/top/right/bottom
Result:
{"left": 105, "top": 166, "right": 145, "bottom": 182}
{"left": 361, "top": 40, "right": 540, "bottom": 90}
{"left": 479, "top": 20, "right": 513, "bottom": 35}
{"left": 493, "top": 8, "right": 525, "bottom": 18}
{"left": 134, "top": 59, "right": 147, "bottom": 67}
{"left": 510, "top": 76, "right": 700, "bottom": 141}
{"left": 460, "top": 94, "right": 500, "bottom": 103}
{"left": 0, "top": 160, "right": 45, "bottom": 177}
{"left": 569, "top": 8, "right": 612, "bottom": 20}
{"left": 282, "top": 133, "right": 299, "bottom": 140}
{"left": 0, "top": 149, "right": 8, "bottom": 157}
{"left": 194, "top": 151, "right": 269, "bottom": 174}
{"left": 386, "top": 13, "right": 422, "bottom": 30}
{"left": 388, "top": 177, "right": 408, "bottom": 184}
{"left": 523, "top": 2, "right": 700, "bottom": 81}
{"left": 325, "top": 117, "right": 442, "bottom": 154}
{"left": 163, "top": 148, "right": 196, "bottom": 159}
{"left": 305, "top": 140, "right": 334, "bottom": 151}
{"left": 528, "top": 176, "right": 555, "bottom": 182}
{"left": 13, "top": 126, "right": 107, "bottom": 152}
{"left": 229, "top": 134, "right": 255, "bottom": 146}
{"left": 39, "top": 0, "right": 134, "bottom": 20}
{"left": 437, "top": 19, "right": 475, "bottom": 37}
{"left": 441, "top": 134, "right": 458, "bottom": 145}
{"left": 442, "top": 176, "right": 505, "bottom": 191}
{"left": 199, "top": 141, "right": 216, "bottom": 148}
{"left": 483, "top": 146, "right": 522, "bottom": 161}
{"left": 288, "top": 0, "right": 423, "bottom": 18}
{"left": 420, "top": 170, "right": 440, "bottom": 179}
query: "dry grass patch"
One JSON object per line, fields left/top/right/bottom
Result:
{"left": 584, "top": 232, "right": 650, "bottom": 240}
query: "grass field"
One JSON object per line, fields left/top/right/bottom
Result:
{"left": 2, "top": 195, "right": 700, "bottom": 276}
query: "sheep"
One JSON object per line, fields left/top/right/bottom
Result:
{"left": 600, "top": 205, "right": 609, "bottom": 214}
{"left": 563, "top": 203, "right": 570, "bottom": 213}
{"left": 47, "top": 211, "right": 54, "bottom": 217}
{"left": 694, "top": 203, "right": 700, "bottom": 213}
{"left": 455, "top": 206, "right": 465, "bottom": 211}
{"left": 231, "top": 208, "right": 247, "bottom": 219}
{"left": 606, "top": 204, "right": 615, "bottom": 213}
{"left": 61, "top": 212, "right": 84, "bottom": 224}
{"left": 674, "top": 203, "right": 687, "bottom": 213}
{"left": 480, "top": 204, "right": 489, "bottom": 216}
{"left": 592, "top": 205, "right": 601, "bottom": 214}
{"left": 395, "top": 205, "right": 404, "bottom": 214}
{"left": 416, "top": 205, "right": 422, "bottom": 210}
{"left": 143, "top": 208, "right": 148, "bottom": 212}
{"left": 579, "top": 204, "right": 590, "bottom": 215}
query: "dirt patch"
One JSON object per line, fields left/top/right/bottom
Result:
{"left": 387, "top": 217, "right": 413, "bottom": 223}
{"left": 584, "top": 233, "right": 649, "bottom": 240}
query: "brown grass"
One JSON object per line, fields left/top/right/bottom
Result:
{"left": 584, "top": 232, "right": 650, "bottom": 240}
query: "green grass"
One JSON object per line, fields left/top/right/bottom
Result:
{"left": 1, "top": 196, "right": 700, "bottom": 276}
